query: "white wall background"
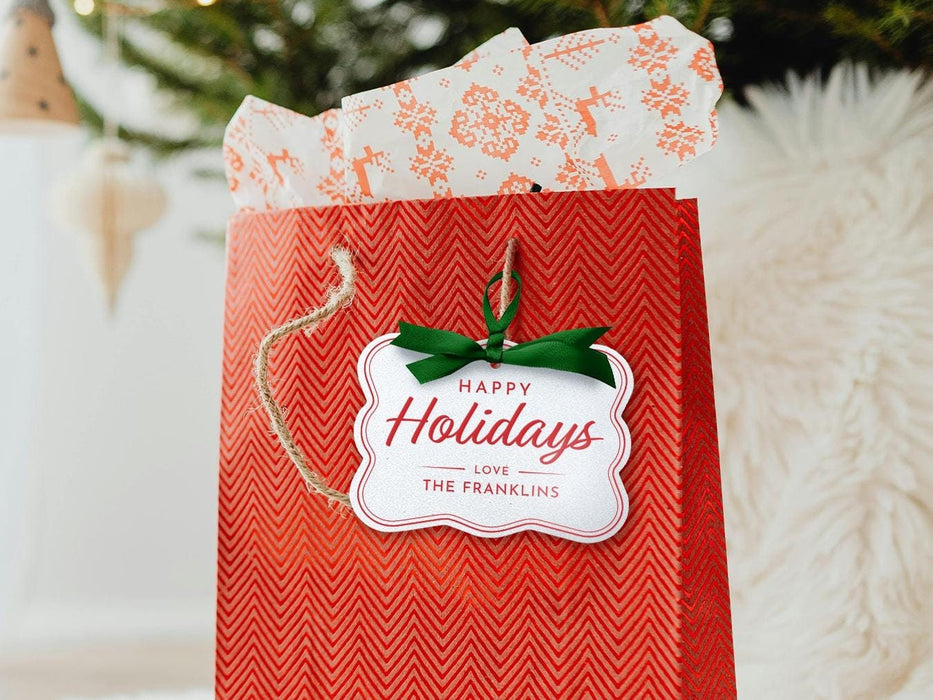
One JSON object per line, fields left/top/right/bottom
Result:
{"left": 0, "top": 0, "right": 232, "bottom": 651}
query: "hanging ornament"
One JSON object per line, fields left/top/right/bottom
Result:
{"left": 51, "top": 138, "right": 166, "bottom": 311}
{"left": 0, "top": 0, "right": 79, "bottom": 132}
{"left": 50, "top": 4, "right": 166, "bottom": 312}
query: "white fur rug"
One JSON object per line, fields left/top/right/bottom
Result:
{"left": 679, "top": 63, "right": 933, "bottom": 699}
{"left": 76, "top": 64, "right": 933, "bottom": 700}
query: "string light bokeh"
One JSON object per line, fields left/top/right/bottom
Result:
{"left": 73, "top": 0, "right": 218, "bottom": 17}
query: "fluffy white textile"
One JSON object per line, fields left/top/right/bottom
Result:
{"left": 678, "top": 63, "right": 933, "bottom": 699}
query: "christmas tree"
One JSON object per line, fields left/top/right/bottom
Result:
{"left": 74, "top": 0, "right": 931, "bottom": 154}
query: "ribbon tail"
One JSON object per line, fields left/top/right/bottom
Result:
{"left": 502, "top": 342, "right": 616, "bottom": 387}
{"left": 392, "top": 321, "right": 483, "bottom": 356}
{"left": 406, "top": 354, "right": 478, "bottom": 384}
{"left": 527, "top": 326, "right": 612, "bottom": 348}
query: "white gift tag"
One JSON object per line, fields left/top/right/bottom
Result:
{"left": 350, "top": 334, "right": 634, "bottom": 543}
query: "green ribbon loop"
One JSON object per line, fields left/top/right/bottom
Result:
{"left": 481, "top": 271, "right": 520, "bottom": 365}
{"left": 391, "top": 271, "right": 615, "bottom": 388}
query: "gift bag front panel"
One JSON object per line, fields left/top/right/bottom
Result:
{"left": 217, "top": 188, "right": 734, "bottom": 698}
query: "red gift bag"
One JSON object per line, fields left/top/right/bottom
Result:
{"left": 217, "top": 188, "right": 735, "bottom": 697}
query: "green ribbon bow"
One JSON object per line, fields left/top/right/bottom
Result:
{"left": 391, "top": 271, "right": 615, "bottom": 387}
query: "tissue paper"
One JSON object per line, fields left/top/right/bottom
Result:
{"left": 224, "top": 16, "right": 721, "bottom": 210}
{"left": 224, "top": 28, "right": 528, "bottom": 210}
{"left": 342, "top": 16, "right": 721, "bottom": 202}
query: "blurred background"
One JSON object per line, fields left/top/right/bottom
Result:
{"left": 0, "top": 0, "right": 929, "bottom": 698}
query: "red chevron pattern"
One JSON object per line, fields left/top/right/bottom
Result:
{"left": 217, "top": 188, "right": 735, "bottom": 698}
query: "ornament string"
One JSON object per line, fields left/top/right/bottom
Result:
{"left": 101, "top": 4, "right": 122, "bottom": 310}
{"left": 102, "top": 6, "right": 120, "bottom": 141}
{"left": 254, "top": 239, "right": 520, "bottom": 509}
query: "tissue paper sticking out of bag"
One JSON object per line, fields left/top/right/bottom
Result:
{"left": 341, "top": 16, "right": 721, "bottom": 203}
{"left": 224, "top": 16, "right": 721, "bottom": 211}
{"left": 224, "top": 28, "right": 528, "bottom": 211}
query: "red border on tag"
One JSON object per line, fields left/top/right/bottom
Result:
{"left": 352, "top": 334, "right": 632, "bottom": 541}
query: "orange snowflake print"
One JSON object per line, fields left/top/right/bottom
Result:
{"left": 253, "top": 103, "right": 299, "bottom": 131}
{"left": 455, "top": 48, "right": 482, "bottom": 72}
{"left": 621, "top": 157, "right": 652, "bottom": 189}
{"left": 343, "top": 94, "right": 377, "bottom": 129}
{"left": 517, "top": 65, "right": 548, "bottom": 108}
{"left": 409, "top": 143, "right": 453, "bottom": 186}
{"left": 555, "top": 155, "right": 588, "bottom": 190}
{"left": 393, "top": 99, "right": 437, "bottom": 139}
{"left": 498, "top": 173, "right": 536, "bottom": 195}
{"left": 223, "top": 143, "right": 242, "bottom": 192}
{"left": 540, "top": 33, "right": 606, "bottom": 70}
{"left": 320, "top": 110, "right": 343, "bottom": 158}
{"left": 627, "top": 26, "right": 678, "bottom": 74}
{"left": 641, "top": 75, "right": 689, "bottom": 119}
{"left": 316, "top": 173, "right": 344, "bottom": 204}
{"left": 267, "top": 149, "right": 303, "bottom": 186}
{"left": 536, "top": 113, "right": 569, "bottom": 149}
{"left": 317, "top": 111, "right": 346, "bottom": 203}
{"left": 450, "top": 83, "right": 531, "bottom": 161}
{"left": 656, "top": 121, "right": 705, "bottom": 162}
{"left": 689, "top": 43, "right": 721, "bottom": 89}
{"left": 224, "top": 143, "right": 244, "bottom": 174}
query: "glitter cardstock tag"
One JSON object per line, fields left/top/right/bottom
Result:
{"left": 350, "top": 335, "right": 634, "bottom": 543}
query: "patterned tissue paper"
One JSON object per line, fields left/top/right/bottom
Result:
{"left": 341, "top": 16, "right": 721, "bottom": 203}
{"left": 224, "top": 16, "right": 721, "bottom": 211}
{"left": 223, "top": 28, "right": 529, "bottom": 211}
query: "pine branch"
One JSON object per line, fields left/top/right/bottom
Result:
{"left": 67, "top": 0, "right": 931, "bottom": 158}
{"left": 692, "top": 0, "right": 716, "bottom": 31}
{"left": 590, "top": 0, "right": 611, "bottom": 27}
{"left": 824, "top": 3, "right": 905, "bottom": 62}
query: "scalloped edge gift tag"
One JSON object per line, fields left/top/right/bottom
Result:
{"left": 350, "top": 334, "right": 634, "bottom": 543}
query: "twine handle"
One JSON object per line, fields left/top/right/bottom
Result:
{"left": 254, "top": 246, "right": 356, "bottom": 508}
{"left": 255, "top": 240, "right": 518, "bottom": 509}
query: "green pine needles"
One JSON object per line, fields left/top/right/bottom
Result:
{"left": 74, "top": 0, "right": 932, "bottom": 155}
